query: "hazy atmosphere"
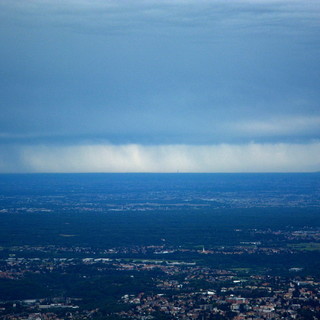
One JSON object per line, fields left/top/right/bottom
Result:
{"left": 1, "top": 0, "right": 320, "bottom": 172}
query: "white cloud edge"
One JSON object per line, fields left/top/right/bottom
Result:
{"left": 0, "top": 142, "right": 319, "bottom": 173}
{"left": 232, "top": 116, "right": 320, "bottom": 136}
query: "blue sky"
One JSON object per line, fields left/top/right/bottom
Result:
{"left": 0, "top": 0, "right": 320, "bottom": 172}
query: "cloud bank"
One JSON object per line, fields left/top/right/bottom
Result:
{"left": 0, "top": 0, "right": 319, "bottom": 173}
{"left": 1, "top": 142, "right": 319, "bottom": 173}
{"left": 1, "top": 0, "right": 319, "bottom": 147}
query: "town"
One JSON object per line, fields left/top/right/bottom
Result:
{"left": 1, "top": 227, "right": 320, "bottom": 320}
{"left": 1, "top": 173, "right": 320, "bottom": 319}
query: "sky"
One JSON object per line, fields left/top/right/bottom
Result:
{"left": 0, "top": 0, "right": 320, "bottom": 173}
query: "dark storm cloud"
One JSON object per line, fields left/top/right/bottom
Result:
{"left": 0, "top": 0, "right": 319, "bottom": 172}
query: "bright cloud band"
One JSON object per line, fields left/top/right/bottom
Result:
{"left": 1, "top": 142, "right": 319, "bottom": 173}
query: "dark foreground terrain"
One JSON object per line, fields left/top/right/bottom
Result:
{"left": 0, "top": 173, "right": 319, "bottom": 319}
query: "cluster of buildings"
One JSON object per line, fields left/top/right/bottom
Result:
{"left": 1, "top": 272, "right": 319, "bottom": 319}
{"left": 118, "top": 276, "right": 320, "bottom": 319}
{"left": 1, "top": 226, "right": 320, "bottom": 320}
{"left": 0, "top": 246, "right": 320, "bottom": 319}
